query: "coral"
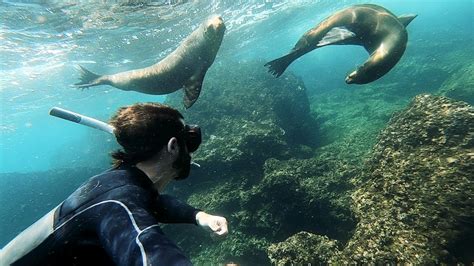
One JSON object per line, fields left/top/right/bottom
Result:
{"left": 267, "top": 231, "right": 340, "bottom": 265}
{"left": 339, "top": 94, "right": 474, "bottom": 264}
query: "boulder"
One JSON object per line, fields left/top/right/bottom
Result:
{"left": 340, "top": 95, "right": 474, "bottom": 264}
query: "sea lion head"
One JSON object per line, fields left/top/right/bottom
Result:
{"left": 204, "top": 15, "right": 226, "bottom": 39}
{"left": 345, "top": 67, "right": 382, "bottom": 84}
{"left": 345, "top": 70, "right": 360, "bottom": 84}
{"left": 346, "top": 38, "right": 407, "bottom": 84}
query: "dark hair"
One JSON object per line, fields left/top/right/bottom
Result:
{"left": 109, "top": 103, "right": 184, "bottom": 166}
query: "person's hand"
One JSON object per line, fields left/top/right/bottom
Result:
{"left": 195, "top": 211, "right": 228, "bottom": 236}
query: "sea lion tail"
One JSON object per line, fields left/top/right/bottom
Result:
{"left": 397, "top": 14, "right": 417, "bottom": 27}
{"left": 264, "top": 53, "right": 296, "bottom": 78}
{"left": 74, "top": 65, "right": 102, "bottom": 88}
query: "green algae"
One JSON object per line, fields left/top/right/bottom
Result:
{"left": 268, "top": 232, "right": 340, "bottom": 265}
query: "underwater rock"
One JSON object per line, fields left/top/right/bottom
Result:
{"left": 340, "top": 94, "right": 474, "bottom": 264}
{"left": 267, "top": 231, "right": 340, "bottom": 265}
{"left": 171, "top": 152, "right": 356, "bottom": 265}
{"left": 438, "top": 62, "right": 474, "bottom": 105}
{"left": 166, "top": 60, "right": 319, "bottom": 174}
{"left": 162, "top": 60, "right": 326, "bottom": 264}
{"left": 241, "top": 157, "right": 355, "bottom": 241}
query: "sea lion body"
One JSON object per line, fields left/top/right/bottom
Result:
{"left": 265, "top": 4, "right": 416, "bottom": 84}
{"left": 76, "top": 15, "right": 226, "bottom": 108}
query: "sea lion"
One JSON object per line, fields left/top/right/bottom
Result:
{"left": 265, "top": 4, "right": 417, "bottom": 84}
{"left": 75, "top": 15, "right": 226, "bottom": 108}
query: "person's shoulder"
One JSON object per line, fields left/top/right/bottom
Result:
{"left": 92, "top": 166, "right": 132, "bottom": 182}
{"left": 83, "top": 165, "right": 152, "bottom": 195}
{"left": 81, "top": 166, "right": 143, "bottom": 195}
{"left": 59, "top": 167, "right": 138, "bottom": 215}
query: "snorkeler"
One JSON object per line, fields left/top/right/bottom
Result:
{"left": 0, "top": 103, "right": 228, "bottom": 265}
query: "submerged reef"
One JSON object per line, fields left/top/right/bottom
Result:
{"left": 165, "top": 60, "right": 472, "bottom": 264}
{"left": 164, "top": 61, "right": 357, "bottom": 264}
{"left": 267, "top": 231, "right": 340, "bottom": 265}
{"left": 167, "top": 60, "right": 319, "bottom": 174}
{"left": 268, "top": 95, "right": 473, "bottom": 265}
{"left": 339, "top": 95, "right": 474, "bottom": 264}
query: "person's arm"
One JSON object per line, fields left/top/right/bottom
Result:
{"left": 155, "top": 194, "right": 201, "bottom": 224}
{"left": 96, "top": 202, "right": 192, "bottom": 266}
{"left": 156, "top": 194, "right": 228, "bottom": 236}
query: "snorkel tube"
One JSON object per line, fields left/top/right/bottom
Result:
{"left": 49, "top": 107, "right": 201, "bottom": 168}
{"left": 49, "top": 107, "right": 115, "bottom": 135}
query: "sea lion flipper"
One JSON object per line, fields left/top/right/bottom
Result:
{"left": 317, "top": 26, "right": 356, "bottom": 47}
{"left": 183, "top": 72, "right": 205, "bottom": 109}
{"left": 74, "top": 65, "right": 102, "bottom": 88}
{"left": 397, "top": 14, "right": 417, "bottom": 27}
{"left": 264, "top": 52, "right": 298, "bottom": 78}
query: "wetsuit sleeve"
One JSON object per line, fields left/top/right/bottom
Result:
{"left": 97, "top": 203, "right": 192, "bottom": 266}
{"left": 156, "top": 194, "right": 201, "bottom": 224}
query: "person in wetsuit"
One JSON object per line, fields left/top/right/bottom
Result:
{"left": 0, "top": 103, "right": 228, "bottom": 266}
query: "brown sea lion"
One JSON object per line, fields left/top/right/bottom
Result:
{"left": 265, "top": 4, "right": 417, "bottom": 84}
{"left": 75, "top": 15, "right": 226, "bottom": 108}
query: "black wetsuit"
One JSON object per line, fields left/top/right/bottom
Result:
{"left": 12, "top": 164, "right": 199, "bottom": 266}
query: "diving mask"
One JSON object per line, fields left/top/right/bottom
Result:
{"left": 184, "top": 124, "right": 201, "bottom": 153}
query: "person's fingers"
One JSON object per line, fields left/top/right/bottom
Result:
{"left": 208, "top": 220, "right": 220, "bottom": 231}
{"left": 203, "top": 216, "right": 228, "bottom": 236}
{"left": 215, "top": 219, "right": 228, "bottom": 235}
{"left": 216, "top": 228, "right": 227, "bottom": 236}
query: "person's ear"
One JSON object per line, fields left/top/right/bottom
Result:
{"left": 167, "top": 137, "right": 179, "bottom": 156}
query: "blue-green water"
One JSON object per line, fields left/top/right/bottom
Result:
{"left": 0, "top": 0, "right": 473, "bottom": 261}
{"left": 2, "top": 0, "right": 471, "bottom": 173}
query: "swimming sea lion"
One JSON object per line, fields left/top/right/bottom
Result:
{"left": 265, "top": 4, "right": 417, "bottom": 84}
{"left": 75, "top": 15, "right": 226, "bottom": 108}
